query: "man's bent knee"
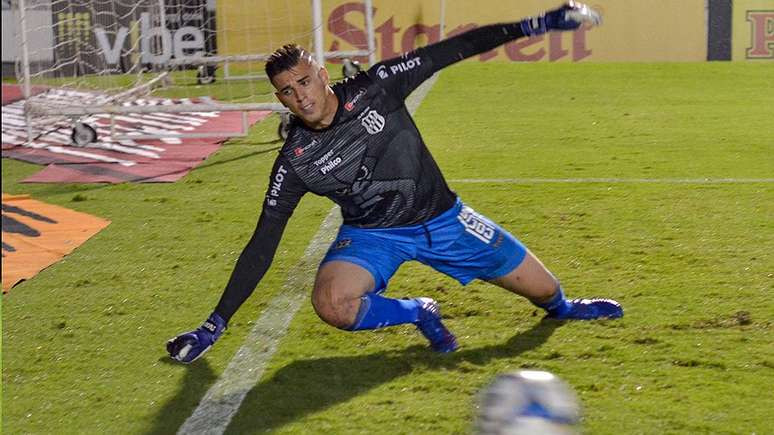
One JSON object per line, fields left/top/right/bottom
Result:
{"left": 312, "top": 261, "right": 375, "bottom": 330}
{"left": 311, "top": 285, "right": 361, "bottom": 329}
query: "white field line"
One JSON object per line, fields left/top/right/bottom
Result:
{"left": 178, "top": 73, "right": 441, "bottom": 435}
{"left": 177, "top": 209, "right": 341, "bottom": 435}
{"left": 448, "top": 178, "right": 774, "bottom": 184}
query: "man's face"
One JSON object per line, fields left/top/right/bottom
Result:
{"left": 271, "top": 58, "right": 333, "bottom": 129}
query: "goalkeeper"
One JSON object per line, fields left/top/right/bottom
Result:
{"left": 168, "top": 2, "right": 623, "bottom": 363}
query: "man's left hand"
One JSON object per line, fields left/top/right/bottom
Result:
{"left": 166, "top": 312, "right": 227, "bottom": 364}
{"left": 521, "top": 1, "right": 603, "bottom": 37}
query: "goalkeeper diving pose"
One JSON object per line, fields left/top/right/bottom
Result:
{"left": 168, "top": 2, "right": 622, "bottom": 363}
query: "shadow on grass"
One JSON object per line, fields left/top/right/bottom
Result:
{"left": 222, "top": 319, "right": 563, "bottom": 433}
{"left": 142, "top": 357, "right": 218, "bottom": 435}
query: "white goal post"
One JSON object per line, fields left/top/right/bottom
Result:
{"left": 12, "top": 0, "right": 376, "bottom": 144}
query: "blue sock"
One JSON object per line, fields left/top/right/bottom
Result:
{"left": 533, "top": 286, "right": 572, "bottom": 316}
{"left": 347, "top": 293, "right": 422, "bottom": 331}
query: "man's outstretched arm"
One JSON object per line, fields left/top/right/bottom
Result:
{"left": 166, "top": 155, "right": 308, "bottom": 363}
{"left": 369, "top": 1, "right": 602, "bottom": 100}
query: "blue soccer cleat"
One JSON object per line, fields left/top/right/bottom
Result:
{"left": 414, "top": 297, "right": 459, "bottom": 353}
{"left": 547, "top": 298, "right": 623, "bottom": 320}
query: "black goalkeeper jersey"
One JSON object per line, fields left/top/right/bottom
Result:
{"left": 214, "top": 21, "right": 528, "bottom": 321}
{"left": 267, "top": 68, "right": 456, "bottom": 227}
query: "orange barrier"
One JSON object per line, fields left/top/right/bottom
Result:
{"left": 1, "top": 194, "right": 110, "bottom": 292}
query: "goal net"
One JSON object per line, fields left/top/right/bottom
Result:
{"left": 9, "top": 0, "right": 375, "bottom": 144}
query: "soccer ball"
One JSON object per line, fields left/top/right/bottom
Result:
{"left": 475, "top": 370, "right": 581, "bottom": 435}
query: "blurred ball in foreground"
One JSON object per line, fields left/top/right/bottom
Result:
{"left": 476, "top": 370, "right": 581, "bottom": 435}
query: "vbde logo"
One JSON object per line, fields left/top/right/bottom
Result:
{"left": 92, "top": 12, "right": 207, "bottom": 65}
{"left": 746, "top": 11, "right": 774, "bottom": 59}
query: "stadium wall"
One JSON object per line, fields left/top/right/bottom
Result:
{"left": 215, "top": 1, "right": 312, "bottom": 57}
{"left": 708, "top": 0, "right": 733, "bottom": 60}
{"left": 3, "top": 0, "right": 771, "bottom": 79}
{"left": 215, "top": 0, "right": 773, "bottom": 63}
{"left": 323, "top": 0, "right": 708, "bottom": 62}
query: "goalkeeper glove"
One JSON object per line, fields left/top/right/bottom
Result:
{"left": 520, "top": 1, "right": 602, "bottom": 37}
{"left": 166, "top": 312, "right": 227, "bottom": 364}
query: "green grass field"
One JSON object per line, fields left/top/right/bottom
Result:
{"left": 2, "top": 62, "right": 773, "bottom": 434}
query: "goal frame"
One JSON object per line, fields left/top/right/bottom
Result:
{"left": 14, "top": 0, "right": 376, "bottom": 143}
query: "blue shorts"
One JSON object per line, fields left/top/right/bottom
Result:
{"left": 321, "top": 198, "right": 527, "bottom": 293}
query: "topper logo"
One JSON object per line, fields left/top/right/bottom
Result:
{"left": 389, "top": 57, "right": 422, "bottom": 75}
{"left": 313, "top": 149, "right": 335, "bottom": 166}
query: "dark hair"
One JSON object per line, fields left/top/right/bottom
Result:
{"left": 265, "top": 44, "right": 312, "bottom": 80}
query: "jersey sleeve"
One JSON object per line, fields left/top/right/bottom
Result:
{"left": 262, "top": 153, "right": 308, "bottom": 220}
{"left": 367, "top": 21, "right": 526, "bottom": 100}
{"left": 213, "top": 154, "right": 307, "bottom": 322}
